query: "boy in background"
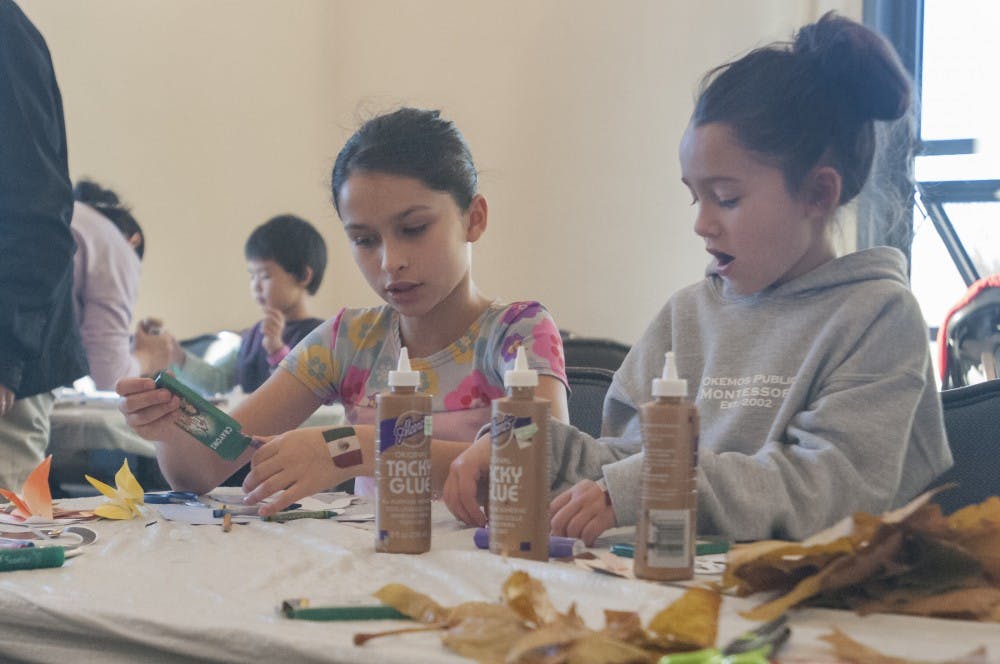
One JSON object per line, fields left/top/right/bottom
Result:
{"left": 136, "top": 214, "right": 327, "bottom": 395}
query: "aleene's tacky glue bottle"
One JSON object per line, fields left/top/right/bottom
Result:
{"left": 375, "top": 347, "right": 432, "bottom": 554}
{"left": 634, "top": 351, "right": 699, "bottom": 581}
{"left": 488, "top": 346, "right": 550, "bottom": 561}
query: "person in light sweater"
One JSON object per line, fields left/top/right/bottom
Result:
{"left": 71, "top": 179, "right": 150, "bottom": 390}
{"left": 443, "top": 13, "right": 953, "bottom": 543}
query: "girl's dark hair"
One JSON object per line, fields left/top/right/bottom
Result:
{"left": 244, "top": 214, "right": 327, "bottom": 295}
{"left": 692, "top": 12, "right": 912, "bottom": 204}
{"left": 331, "top": 107, "right": 478, "bottom": 213}
{"left": 73, "top": 179, "right": 145, "bottom": 259}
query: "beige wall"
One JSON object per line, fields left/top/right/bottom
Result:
{"left": 20, "top": 0, "right": 859, "bottom": 344}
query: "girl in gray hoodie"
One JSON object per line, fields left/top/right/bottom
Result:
{"left": 443, "top": 12, "right": 952, "bottom": 543}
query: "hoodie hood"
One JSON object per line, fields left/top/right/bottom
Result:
{"left": 709, "top": 246, "right": 909, "bottom": 302}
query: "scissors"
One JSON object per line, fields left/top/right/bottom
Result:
{"left": 143, "top": 491, "right": 201, "bottom": 504}
{"left": 658, "top": 615, "right": 790, "bottom": 664}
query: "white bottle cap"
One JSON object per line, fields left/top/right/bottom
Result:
{"left": 652, "top": 351, "right": 687, "bottom": 397}
{"left": 504, "top": 346, "right": 538, "bottom": 388}
{"left": 388, "top": 347, "right": 420, "bottom": 388}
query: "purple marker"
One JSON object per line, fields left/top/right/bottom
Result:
{"left": 473, "top": 527, "right": 584, "bottom": 558}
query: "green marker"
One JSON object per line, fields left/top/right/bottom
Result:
{"left": 281, "top": 600, "right": 410, "bottom": 621}
{"left": 0, "top": 546, "right": 65, "bottom": 572}
{"left": 154, "top": 371, "right": 253, "bottom": 460}
{"left": 262, "top": 509, "right": 339, "bottom": 522}
{"left": 611, "top": 538, "right": 730, "bottom": 558}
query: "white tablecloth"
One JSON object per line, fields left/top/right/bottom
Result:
{"left": 1, "top": 499, "right": 998, "bottom": 664}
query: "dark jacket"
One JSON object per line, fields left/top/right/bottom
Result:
{"left": 0, "top": 0, "right": 88, "bottom": 397}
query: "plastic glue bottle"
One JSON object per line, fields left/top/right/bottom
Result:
{"left": 488, "top": 346, "right": 550, "bottom": 561}
{"left": 634, "top": 351, "right": 699, "bottom": 580}
{"left": 375, "top": 347, "right": 432, "bottom": 554}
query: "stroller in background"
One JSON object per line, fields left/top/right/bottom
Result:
{"left": 937, "top": 274, "right": 1000, "bottom": 389}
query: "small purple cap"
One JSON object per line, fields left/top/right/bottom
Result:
{"left": 473, "top": 528, "right": 583, "bottom": 558}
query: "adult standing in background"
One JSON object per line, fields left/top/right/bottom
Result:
{"left": 71, "top": 179, "right": 155, "bottom": 389}
{"left": 0, "top": 0, "right": 88, "bottom": 488}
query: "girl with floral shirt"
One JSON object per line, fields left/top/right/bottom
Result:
{"left": 116, "top": 108, "right": 568, "bottom": 513}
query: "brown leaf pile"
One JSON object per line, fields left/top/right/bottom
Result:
{"left": 354, "top": 570, "right": 721, "bottom": 663}
{"left": 723, "top": 491, "right": 1000, "bottom": 622}
{"left": 819, "top": 628, "right": 991, "bottom": 664}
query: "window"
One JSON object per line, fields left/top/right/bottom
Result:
{"left": 869, "top": 0, "right": 1000, "bottom": 331}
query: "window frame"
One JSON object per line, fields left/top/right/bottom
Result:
{"left": 864, "top": 0, "right": 1000, "bottom": 289}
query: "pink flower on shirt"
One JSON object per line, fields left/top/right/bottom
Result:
{"left": 339, "top": 365, "right": 370, "bottom": 406}
{"left": 444, "top": 370, "right": 503, "bottom": 410}
{"left": 501, "top": 301, "right": 541, "bottom": 326}
{"left": 531, "top": 318, "right": 565, "bottom": 374}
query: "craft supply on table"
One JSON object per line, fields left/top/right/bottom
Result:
{"left": 472, "top": 527, "right": 584, "bottom": 558}
{"left": 143, "top": 491, "right": 200, "bottom": 504}
{"left": 658, "top": 615, "right": 789, "bottom": 664}
{"left": 0, "top": 546, "right": 66, "bottom": 572}
{"left": 262, "top": 510, "right": 339, "bottom": 523}
{"left": 611, "top": 538, "right": 730, "bottom": 558}
{"left": 281, "top": 599, "right": 410, "bottom": 621}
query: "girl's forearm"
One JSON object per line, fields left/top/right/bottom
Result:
{"left": 331, "top": 424, "right": 472, "bottom": 492}
{"left": 153, "top": 432, "right": 248, "bottom": 494}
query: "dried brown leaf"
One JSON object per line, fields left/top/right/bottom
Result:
{"left": 819, "top": 627, "right": 924, "bottom": 663}
{"left": 508, "top": 629, "right": 656, "bottom": 664}
{"left": 361, "top": 573, "right": 721, "bottom": 662}
{"left": 819, "top": 628, "right": 991, "bottom": 664}
{"left": 889, "top": 586, "right": 1000, "bottom": 621}
{"left": 728, "top": 491, "right": 1000, "bottom": 622}
{"left": 503, "top": 570, "right": 562, "bottom": 626}
{"left": 373, "top": 582, "right": 450, "bottom": 623}
{"left": 646, "top": 586, "right": 720, "bottom": 650}
{"left": 600, "top": 610, "right": 645, "bottom": 644}
{"left": 722, "top": 538, "right": 855, "bottom": 596}
{"left": 948, "top": 497, "right": 1000, "bottom": 582}
{"left": 442, "top": 603, "right": 532, "bottom": 664}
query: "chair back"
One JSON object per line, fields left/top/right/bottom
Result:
{"left": 932, "top": 379, "right": 1000, "bottom": 513}
{"left": 562, "top": 337, "right": 630, "bottom": 372}
{"left": 566, "top": 366, "right": 615, "bottom": 438}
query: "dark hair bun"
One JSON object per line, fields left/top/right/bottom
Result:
{"left": 793, "top": 12, "right": 911, "bottom": 122}
{"left": 73, "top": 178, "right": 122, "bottom": 208}
{"left": 72, "top": 178, "right": 145, "bottom": 259}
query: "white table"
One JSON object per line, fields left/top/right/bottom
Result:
{"left": 1, "top": 500, "right": 997, "bottom": 664}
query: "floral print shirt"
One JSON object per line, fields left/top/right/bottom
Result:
{"left": 281, "top": 301, "right": 567, "bottom": 492}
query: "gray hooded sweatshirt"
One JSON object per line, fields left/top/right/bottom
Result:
{"left": 549, "top": 247, "right": 952, "bottom": 541}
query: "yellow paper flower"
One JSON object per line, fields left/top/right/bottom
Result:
{"left": 85, "top": 460, "right": 145, "bottom": 520}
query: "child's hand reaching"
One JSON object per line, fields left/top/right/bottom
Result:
{"left": 261, "top": 307, "right": 286, "bottom": 356}
{"left": 549, "top": 479, "right": 617, "bottom": 546}
{"left": 242, "top": 429, "right": 339, "bottom": 516}
{"left": 132, "top": 320, "right": 183, "bottom": 376}
{"left": 442, "top": 433, "right": 492, "bottom": 527}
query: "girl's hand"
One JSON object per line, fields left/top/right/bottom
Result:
{"left": 116, "top": 376, "right": 180, "bottom": 440}
{"left": 549, "top": 479, "right": 616, "bottom": 546}
{"left": 242, "top": 429, "right": 336, "bottom": 516}
{"left": 442, "top": 434, "right": 491, "bottom": 527}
